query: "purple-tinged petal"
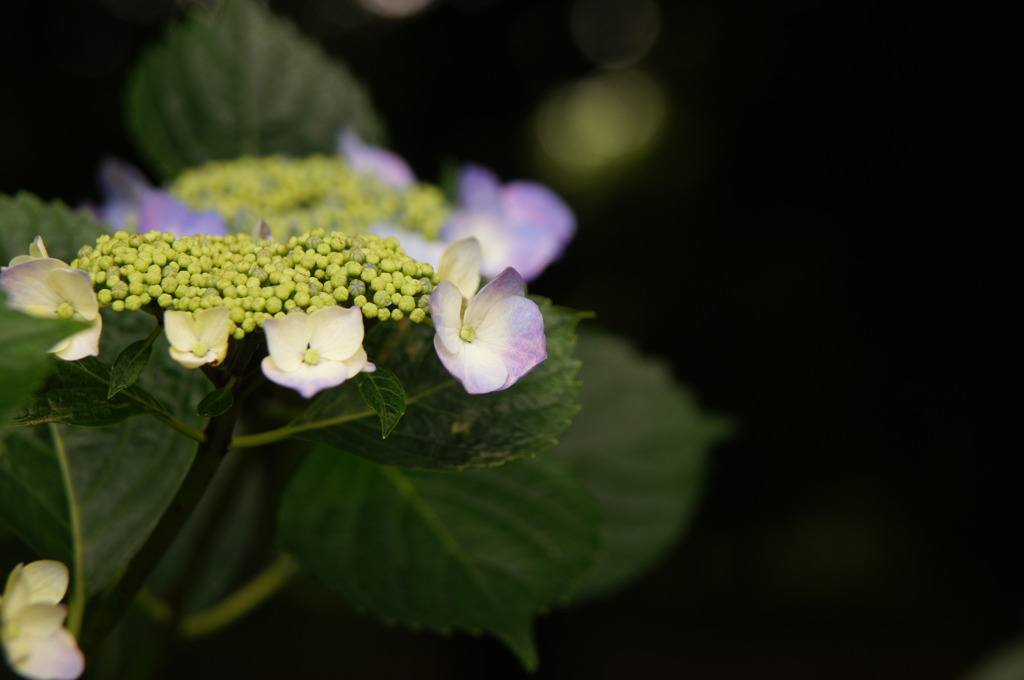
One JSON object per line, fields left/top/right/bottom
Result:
{"left": 457, "top": 164, "right": 502, "bottom": 210}
{"left": 138, "top": 192, "right": 227, "bottom": 237}
{"left": 369, "top": 223, "right": 446, "bottom": 267}
{"left": 98, "top": 157, "right": 150, "bottom": 205}
{"left": 473, "top": 295, "right": 546, "bottom": 390}
{"left": 463, "top": 267, "right": 526, "bottom": 329}
{"left": 503, "top": 181, "right": 576, "bottom": 246}
{"left": 433, "top": 336, "right": 509, "bottom": 395}
{"left": 339, "top": 129, "right": 415, "bottom": 189}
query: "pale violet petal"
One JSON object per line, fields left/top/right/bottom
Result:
{"left": 52, "top": 318, "right": 102, "bottom": 362}
{"left": 9, "top": 626, "right": 85, "bottom": 680}
{"left": 472, "top": 295, "right": 547, "bottom": 390}
{"left": 262, "top": 312, "right": 310, "bottom": 373}
{"left": 163, "top": 311, "right": 199, "bottom": 354}
{"left": 99, "top": 156, "right": 150, "bottom": 206}
{"left": 260, "top": 356, "right": 351, "bottom": 399}
{"left": 308, "top": 306, "right": 364, "bottom": 362}
{"left": 194, "top": 307, "right": 232, "bottom": 365}
{"left": 369, "top": 223, "right": 445, "bottom": 267}
{"left": 503, "top": 181, "right": 576, "bottom": 246}
{"left": 429, "top": 281, "right": 466, "bottom": 355}
{"left": 457, "top": 164, "right": 502, "bottom": 210}
{"left": 339, "top": 128, "right": 415, "bottom": 189}
{"left": 463, "top": 267, "right": 526, "bottom": 330}
{"left": 433, "top": 335, "right": 508, "bottom": 395}
{"left": 46, "top": 269, "right": 98, "bottom": 321}
{"left": 438, "top": 237, "right": 482, "bottom": 299}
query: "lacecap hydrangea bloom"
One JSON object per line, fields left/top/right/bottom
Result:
{"left": 164, "top": 307, "right": 232, "bottom": 369}
{"left": 0, "top": 238, "right": 102, "bottom": 361}
{"left": 0, "top": 560, "right": 85, "bottom": 680}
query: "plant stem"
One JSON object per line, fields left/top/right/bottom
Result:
{"left": 180, "top": 554, "right": 298, "bottom": 638}
{"left": 50, "top": 423, "right": 86, "bottom": 638}
{"left": 79, "top": 397, "right": 241, "bottom": 652}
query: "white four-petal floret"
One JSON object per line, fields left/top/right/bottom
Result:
{"left": 163, "top": 307, "right": 232, "bottom": 369}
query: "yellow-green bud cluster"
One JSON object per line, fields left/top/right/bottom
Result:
{"left": 170, "top": 155, "right": 449, "bottom": 242}
{"left": 71, "top": 228, "right": 438, "bottom": 339}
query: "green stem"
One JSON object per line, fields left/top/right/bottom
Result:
{"left": 180, "top": 554, "right": 299, "bottom": 638}
{"left": 50, "top": 423, "right": 86, "bottom": 638}
{"left": 148, "top": 411, "right": 207, "bottom": 443}
{"left": 229, "top": 379, "right": 455, "bottom": 449}
{"left": 80, "top": 397, "right": 241, "bottom": 652}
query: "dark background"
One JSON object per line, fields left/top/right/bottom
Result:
{"left": 0, "top": 1, "right": 1012, "bottom": 678}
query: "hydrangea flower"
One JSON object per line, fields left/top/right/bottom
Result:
{"left": 0, "top": 560, "right": 85, "bottom": 680}
{"left": 0, "top": 240, "right": 102, "bottom": 361}
{"left": 164, "top": 308, "right": 231, "bottom": 369}
{"left": 261, "top": 306, "right": 376, "bottom": 399}
{"left": 431, "top": 266, "right": 547, "bottom": 394}
{"left": 95, "top": 157, "right": 227, "bottom": 237}
{"left": 441, "top": 164, "right": 575, "bottom": 282}
{"left": 338, "top": 128, "right": 416, "bottom": 189}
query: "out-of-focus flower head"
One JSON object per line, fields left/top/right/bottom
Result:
{"left": 441, "top": 164, "right": 575, "bottom": 282}
{"left": 95, "top": 157, "right": 227, "bottom": 237}
{"left": 0, "top": 560, "right": 85, "bottom": 680}
{"left": 338, "top": 128, "right": 416, "bottom": 190}
{"left": 431, "top": 266, "right": 547, "bottom": 394}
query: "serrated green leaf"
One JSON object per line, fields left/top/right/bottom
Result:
{"left": 355, "top": 366, "right": 406, "bottom": 438}
{"left": 16, "top": 356, "right": 172, "bottom": 428}
{"left": 107, "top": 330, "right": 159, "bottom": 398}
{"left": 288, "top": 299, "right": 585, "bottom": 469}
{"left": 0, "top": 192, "right": 107, "bottom": 265}
{"left": 553, "top": 328, "right": 733, "bottom": 600}
{"left": 196, "top": 386, "right": 233, "bottom": 418}
{"left": 279, "top": 447, "right": 602, "bottom": 669}
{"left": 126, "top": 0, "right": 384, "bottom": 179}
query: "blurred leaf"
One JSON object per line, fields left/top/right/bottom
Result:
{"left": 108, "top": 331, "right": 158, "bottom": 398}
{"left": 16, "top": 356, "right": 173, "bottom": 428}
{"left": 552, "top": 328, "right": 733, "bottom": 600}
{"left": 126, "top": 0, "right": 384, "bottom": 179}
{"left": 962, "top": 635, "right": 1024, "bottom": 680}
{"left": 0, "top": 298, "right": 86, "bottom": 439}
{"left": 278, "top": 447, "right": 602, "bottom": 670}
{"left": 0, "top": 192, "right": 106, "bottom": 265}
{"left": 196, "top": 386, "right": 234, "bottom": 418}
{"left": 289, "top": 299, "right": 584, "bottom": 469}
{"left": 355, "top": 366, "right": 406, "bottom": 438}
{"left": 0, "top": 430, "right": 71, "bottom": 565}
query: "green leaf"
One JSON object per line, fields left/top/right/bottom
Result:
{"left": 288, "top": 299, "right": 585, "bottom": 469}
{"left": 0, "top": 299, "right": 86, "bottom": 440}
{"left": 0, "top": 192, "right": 107, "bottom": 265}
{"left": 278, "top": 447, "right": 602, "bottom": 669}
{"left": 552, "top": 328, "right": 733, "bottom": 600}
{"left": 355, "top": 366, "right": 406, "bottom": 438}
{"left": 126, "top": 0, "right": 384, "bottom": 180}
{"left": 196, "top": 386, "right": 234, "bottom": 418}
{"left": 107, "top": 329, "right": 159, "bottom": 398}
{"left": 16, "top": 356, "right": 173, "bottom": 428}
{"left": 0, "top": 430, "right": 72, "bottom": 564}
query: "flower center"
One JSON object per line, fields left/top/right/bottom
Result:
{"left": 460, "top": 324, "right": 477, "bottom": 342}
{"left": 191, "top": 341, "right": 209, "bottom": 357}
{"left": 57, "top": 302, "right": 75, "bottom": 319}
{"left": 304, "top": 348, "right": 321, "bottom": 365}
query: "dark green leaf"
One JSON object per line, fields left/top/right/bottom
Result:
{"left": 16, "top": 356, "right": 172, "bottom": 428}
{"left": 552, "top": 328, "right": 733, "bottom": 600}
{"left": 0, "top": 192, "right": 107, "bottom": 265}
{"left": 196, "top": 386, "right": 234, "bottom": 418}
{"left": 1, "top": 299, "right": 87, "bottom": 439}
{"left": 355, "top": 365, "right": 406, "bottom": 438}
{"left": 0, "top": 430, "right": 72, "bottom": 564}
{"left": 279, "top": 447, "right": 602, "bottom": 670}
{"left": 289, "top": 299, "right": 585, "bottom": 469}
{"left": 108, "top": 332, "right": 158, "bottom": 398}
{"left": 126, "top": 0, "right": 384, "bottom": 179}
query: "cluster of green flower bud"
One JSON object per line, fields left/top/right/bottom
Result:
{"left": 170, "top": 155, "right": 449, "bottom": 241}
{"left": 70, "top": 228, "right": 439, "bottom": 339}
